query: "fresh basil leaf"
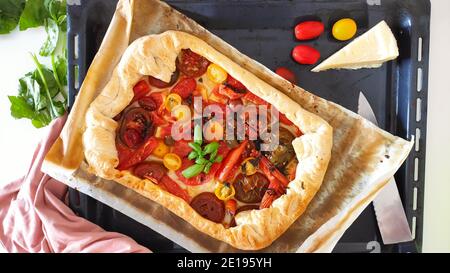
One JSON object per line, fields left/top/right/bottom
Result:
{"left": 195, "top": 158, "right": 208, "bottom": 165}
{"left": 39, "top": 18, "right": 59, "bottom": 56}
{"left": 182, "top": 164, "right": 205, "bottom": 179}
{"left": 209, "top": 149, "right": 218, "bottom": 161}
{"left": 0, "top": 0, "right": 26, "bottom": 34}
{"left": 188, "top": 151, "right": 198, "bottom": 160}
{"left": 19, "top": 0, "right": 47, "bottom": 31}
{"left": 188, "top": 142, "right": 202, "bottom": 153}
{"left": 203, "top": 142, "right": 219, "bottom": 155}
{"left": 203, "top": 162, "right": 213, "bottom": 174}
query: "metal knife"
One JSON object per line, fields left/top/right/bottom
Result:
{"left": 358, "top": 92, "right": 413, "bottom": 245}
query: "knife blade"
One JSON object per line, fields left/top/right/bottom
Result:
{"left": 358, "top": 92, "right": 412, "bottom": 245}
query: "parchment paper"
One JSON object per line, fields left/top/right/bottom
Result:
{"left": 42, "top": 0, "right": 413, "bottom": 252}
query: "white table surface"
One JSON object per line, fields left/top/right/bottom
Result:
{"left": 0, "top": 0, "right": 449, "bottom": 253}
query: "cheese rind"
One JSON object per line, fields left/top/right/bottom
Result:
{"left": 312, "top": 21, "right": 399, "bottom": 72}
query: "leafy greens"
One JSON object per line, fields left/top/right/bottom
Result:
{"left": 2, "top": 0, "right": 68, "bottom": 128}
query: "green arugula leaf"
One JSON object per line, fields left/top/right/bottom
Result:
{"left": 8, "top": 95, "right": 35, "bottom": 119}
{"left": 39, "top": 18, "right": 58, "bottom": 56}
{"left": 54, "top": 52, "right": 67, "bottom": 86}
{"left": 8, "top": 95, "right": 52, "bottom": 128}
{"left": 44, "top": 0, "right": 65, "bottom": 21}
{"left": 19, "top": 0, "right": 47, "bottom": 31}
{"left": 0, "top": 0, "right": 26, "bottom": 34}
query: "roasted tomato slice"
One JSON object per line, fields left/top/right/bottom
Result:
{"left": 233, "top": 173, "right": 270, "bottom": 204}
{"left": 119, "top": 108, "right": 153, "bottom": 149}
{"left": 138, "top": 96, "right": 157, "bottom": 111}
{"left": 171, "top": 140, "right": 192, "bottom": 158}
{"left": 148, "top": 70, "right": 179, "bottom": 88}
{"left": 117, "top": 137, "right": 159, "bottom": 170}
{"left": 176, "top": 49, "right": 210, "bottom": 78}
{"left": 133, "top": 162, "right": 166, "bottom": 181}
{"left": 171, "top": 77, "right": 197, "bottom": 99}
{"left": 224, "top": 75, "right": 247, "bottom": 94}
{"left": 190, "top": 192, "right": 225, "bottom": 223}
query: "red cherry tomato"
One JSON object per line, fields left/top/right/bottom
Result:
{"left": 132, "top": 80, "right": 151, "bottom": 102}
{"left": 292, "top": 45, "right": 321, "bottom": 65}
{"left": 295, "top": 21, "right": 325, "bottom": 40}
{"left": 176, "top": 49, "right": 210, "bottom": 78}
{"left": 275, "top": 67, "right": 297, "bottom": 84}
{"left": 171, "top": 78, "right": 197, "bottom": 99}
{"left": 122, "top": 128, "right": 143, "bottom": 148}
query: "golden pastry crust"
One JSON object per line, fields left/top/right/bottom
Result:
{"left": 83, "top": 31, "right": 333, "bottom": 250}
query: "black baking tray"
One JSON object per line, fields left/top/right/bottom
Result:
{"left": 66, "top": 0, "right": 430, "bottom": 253}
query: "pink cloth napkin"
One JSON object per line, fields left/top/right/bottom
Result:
{"left": 0, "top": 116, "right": 150, "bottom": 253}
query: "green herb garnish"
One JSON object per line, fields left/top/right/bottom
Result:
{"left": 181, "top": 125, "right": 224, "bottom": 178}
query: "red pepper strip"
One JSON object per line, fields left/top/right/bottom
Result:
{"left": 279, "top": 112, "right": 294, "bottom": 126}
{"left": 242, "top": 92, "right": 269, "bottom": 106}
{"left": 216, "top": 140, "right": 249, "bottom": 182}
{"left": 260, "top": 181, "right": 283, "bottom": 209}
{"left": 117, "top": 137, "right": 158, "bottom": 170}
{"left": 218, "top": 85, "right": 245, "bottom": 100}
{"left": 160, "top": 175, "right": 191, "bottom": 203}
{"left": 278, "top": 112, "right": 303, "bottom": 137}
{"left": 259, "top": 155, "right": 290, "bottom": 187}
{"left": 258, "top": 155, "right": 291, "bottom": 209}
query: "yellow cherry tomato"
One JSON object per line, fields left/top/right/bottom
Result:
{"left": 207, "top": 63, "right": 228, "bottom": 84}
{"left": 332, "top": 18, "right": 357, "bottom": 41}
{"left": 215, "top": 183, "right": 236, "bottom": 201}
{"left": 163, "top": 153, "right": 182, "bottom": 171}
{"left": 204, "top": 121, "right": 224, "bottom": 142}
{"left": 152, "top": 140, "right": 170, "bottom": 158}
{"left": 171, "top": 104, "right": 191, "bottom": 122}
{"left": 241, "top": 157, "right": 257, "bottom": 176}
{"left": 164, "top": 93, "right": 182, "bottom": 111}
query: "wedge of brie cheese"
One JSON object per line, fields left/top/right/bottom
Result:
{"left": 312, "top": 21, "right": 399, "bottom": 72}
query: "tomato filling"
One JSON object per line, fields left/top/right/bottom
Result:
{"left": 114, "top": 49, "right": 302, "bottom": 226}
